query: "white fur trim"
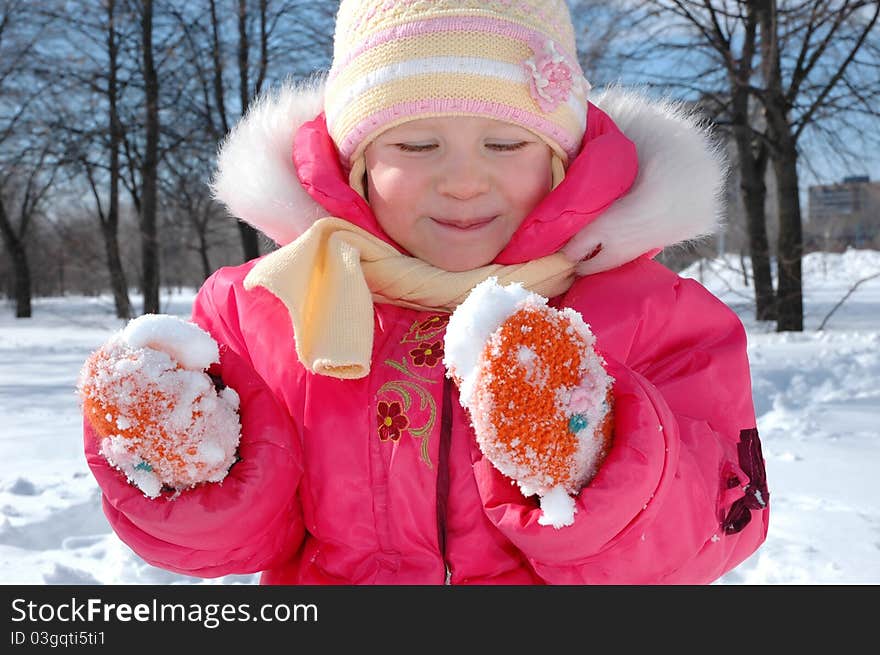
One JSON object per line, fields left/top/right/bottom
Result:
{"left": 211, "top": 76, "right": 327, "bottom": 247}
{"left": 562, "top": 87, "right": 727, "bottom": 274}
{"left": 212, "top": 80, "right": 726, "bottom": 268}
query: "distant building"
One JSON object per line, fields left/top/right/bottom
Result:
{"left": 806, "top": 177, "right": 880, "bottom": 251}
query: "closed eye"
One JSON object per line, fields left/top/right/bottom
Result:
{"left": 486, "top": 142, "right": 529, "bottom": 152}
{"left": 396, "top": 143, "right": 437, "bottom": 152}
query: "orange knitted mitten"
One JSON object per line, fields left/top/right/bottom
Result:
{"left": 77, "top": 315, "right": 241, "bottom": 498}
{"left": 444, "top": 278, "right": 614, "bottom": 528}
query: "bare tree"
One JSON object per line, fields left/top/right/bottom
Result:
{"left": 138, "top": 0, "right": 161, "bottom": 314}
{"left": 617, "top": 1, "right": 777, "bottom": 320}
{"left": 233, "top": 0, "right": 267, "bottom": 260}
{"left": 47, "top": 0, "right": 136, "bottom": 318}
{"left": 755, "top": 0, "right": 879, "bottom": 331}
{"left": 0, "top": 145, "right": 58, "bottom": 317}
{"left": 3, "top": 0, "right": 339, "bottom": 311}
{"left": 0, "top": 0, "right": 57, "bottom": 317}
{"left": 663, "top": 2, "right": 777, "bottom": 320}
{"left": 622, "top": 0, "right": 880, "bottom": 332}
{"left": 167, "top": 0, "right": 336, "bottom": 263}
{"left": 148, "top": 0, "right": 338, "bottom": 284}
{"left": 0, "top": 190, "right": 32, "bottom": 316}
{"left": 102, "top": 0, "right": 132, "bottom": 317}
{"left": 730, "top": 4, "right": 776, "bottom": 321}
{"left": 162, "top": 144, "right": 238, "bottom": 282}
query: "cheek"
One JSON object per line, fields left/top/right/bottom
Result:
{"left": 503, "top": 157, "right": 552, "bottom": 215}
{"left": 368, "top": 165, "right": 426, "bottom": 216}
{"left": 369, "top": 165, "right": 401, "bottom": 204}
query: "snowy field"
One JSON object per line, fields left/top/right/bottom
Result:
{"left": 0, "top": 250, "right": 878, "bottom": 585}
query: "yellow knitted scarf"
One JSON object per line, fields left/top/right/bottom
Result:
{"left": 244, "top": 217, "right": 576, "bottom": 379}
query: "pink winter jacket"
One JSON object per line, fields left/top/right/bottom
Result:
{"left": 84, "top": 85, "right": 769, "bottom": 584}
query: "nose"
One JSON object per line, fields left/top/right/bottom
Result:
{"left": 436, "top": 151, "right": 491, "bottom": 200}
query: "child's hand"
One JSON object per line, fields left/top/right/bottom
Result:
{"left": 77, "top": 315, "right": 241, "bottom": 499}
{"left": 444, "top": 278, "right": 614, "bottom": 528}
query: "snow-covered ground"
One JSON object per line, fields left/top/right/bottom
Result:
{"left": 0, "top": 250, "right": 878, "bottom": 585}
{"left": 679, "top": 249, "right": 880, "bottom": 584}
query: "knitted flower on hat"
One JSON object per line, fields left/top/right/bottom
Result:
{"left": 325, "top": 0, "right": 591, "bottom": 169}
{"left": 444, "top": 278, "right": 614, "bottom": 528}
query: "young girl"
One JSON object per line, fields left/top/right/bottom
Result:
{"left": 80, "top": 0, "right": 769, "bottom": 584}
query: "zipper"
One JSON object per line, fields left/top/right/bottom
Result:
{"left": 436, "top": 374, "right": 454, "bottom": 584}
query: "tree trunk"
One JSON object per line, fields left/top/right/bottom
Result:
{"left": 237, "top": 222, "right": 260, "bottom": 261}
{"left": 198, "top": 229, "right": 212, "bottom": 281}
{"left": 773, "top": 137, "right": 804, "bottom": 331}
{"left": 140, "top": 0, "right": 160, "bottom": 314}
{"left": 236, "top": 0, "right": 260, "bottom": 262}
{"left": 11, "top": 243, "right": 32, "bottom": 318}
{"left": 209, "top": 0, "right": 230, "bottom": 137}
{"left": 727, "top": 5, "right": 776, "bottom": 322}
{"left": 733, "top": 129, "right": 776, "bottom": 321}
{"left": 0, "top": 198, "right": 31, "bottom": 318}
{"left": 106, "top": 0, "right": 131, "bottom": 319}
{"left": 758, "top": 0, "right": 803, "bottom": 332}
{"left": 102, "top": 223, "right": 131, "bottom": 319}
{"left": 1, "top": 234, "right": 31, "bottom": 318}
{"left": 57, "top": 248, "right": 65, "bottom": 295}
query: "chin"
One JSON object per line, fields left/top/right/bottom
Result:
{"left": 430, "top": 253, "right": 496, "bottom": 272}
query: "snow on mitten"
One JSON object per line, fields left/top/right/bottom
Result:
{"left": 444, "top": 278, "right": 614, "bottom": 528}
{"left": 77, "top": 314, "right": 241, "bottom": 498}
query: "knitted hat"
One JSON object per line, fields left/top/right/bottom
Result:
{"left": 324, "top": 0, "right": 591, "bottom": 180}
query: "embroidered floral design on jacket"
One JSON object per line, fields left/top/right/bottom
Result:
{"left": 377, "top": 401, "right": 409, "bottom": 442}
{"left": 383, "top": 313, "right": 450, "bottom": 382}
{"left": 375, "top": 313, "right": 450, "bottom": 468}
{"left": 409, "top": 341, "right": 444, "bottom": 367}
{"left": 411, "top": 315, "right": 450, "bottom": 341}
{"left": 722, "top": 428, "right": 770, "bottom": 535}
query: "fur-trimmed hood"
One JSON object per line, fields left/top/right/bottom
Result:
{"left": 212, "top": 79, "right": 726, "bottom": 275}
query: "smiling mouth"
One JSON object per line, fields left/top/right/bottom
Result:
{"left": 431, "top": 216, "right": 497, "bottom": 230}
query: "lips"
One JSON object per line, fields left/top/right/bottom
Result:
{"left": 431, "top": 216, "right": 497, "bottom": 230}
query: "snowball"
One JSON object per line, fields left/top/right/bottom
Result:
{"left": 122, "top": 314, "right": 219, "bottom": 371}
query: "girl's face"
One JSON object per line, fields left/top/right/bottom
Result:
{"left": 364, "top": 116, "right": 553, "bottom": 272}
